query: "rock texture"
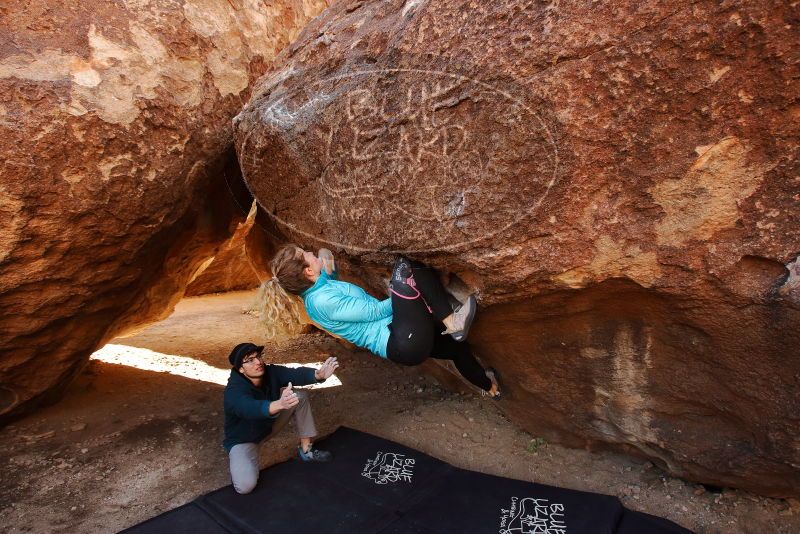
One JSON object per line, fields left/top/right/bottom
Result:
{"left": 185, "top": 202, "right": 261, "bottom": 297}
{"left": 0, "top": 0, "right": 328, "bottom": 422}
{"left": 234, "top": 0, "right": 800, "bottom": 496}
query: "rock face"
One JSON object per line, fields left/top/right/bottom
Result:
{"left": 185, "top": 202, "right": 262, "bottom": 297}
{"left": 234, "top": 0, "right": 800, "bottom": 496}
{"left": 0, "top": 0, "right": 328, "bottom": 422}
{"left": 183, "top": 201, "right": 284, "bottom": 297}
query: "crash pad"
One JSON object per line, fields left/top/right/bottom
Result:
{"left": 121, "top": 426, "right": 692, "bottom": 533}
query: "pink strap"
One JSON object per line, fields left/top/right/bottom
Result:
{"left": 391, "top": 275, "right": 420, "bottom": 299}
{"left": 389, "top": 275, "right": 433, "bottom": 313}
{"left": 389, "top": 287, "right": 420, "bottom": 300}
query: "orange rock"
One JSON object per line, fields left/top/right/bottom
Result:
{"left": 185, "top": 202, "right": 261, "bottom": 297}
{"left": 234, "top": 0, "right": 800, "bottom": 496}
{"left": 0, "top": 0, "right": 329, "bottom": 422}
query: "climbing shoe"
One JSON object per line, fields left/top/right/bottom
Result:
{"left": 441, "top": 294, "right": 477, "bottom": 341}
{"left": 298, "top": 446, "right": 333, "bottom": 462}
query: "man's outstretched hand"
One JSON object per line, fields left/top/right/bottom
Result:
{"left": 277, "top": 382, "right": 299, "bottom": 410}
{"left": 315, "top": 356, "right": 339, "bottom": 381}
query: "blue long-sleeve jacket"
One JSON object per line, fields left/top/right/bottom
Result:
{"left": 223, "top": 364, "right": 319, "bottom": 451}
{"left": 302, "top": 269, "right": 392, "bottom": 358}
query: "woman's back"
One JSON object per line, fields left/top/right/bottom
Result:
{"left": 302, "top": 270, "right": 392, "bottom": 358}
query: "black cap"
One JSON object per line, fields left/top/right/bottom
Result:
{"left": 228, "top": 343, "right": 264, "bottom": 369}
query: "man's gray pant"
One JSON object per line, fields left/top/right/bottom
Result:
{"left": 228, "top": 390, "right": 317, "bottom": 494}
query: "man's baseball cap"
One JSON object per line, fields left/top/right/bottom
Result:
{"left": 228, "top": 342, "right": 265, "bottom": 368}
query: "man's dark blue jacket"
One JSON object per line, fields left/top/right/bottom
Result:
{"left": 223, "top": 364, "right": 319, "bottom": 452}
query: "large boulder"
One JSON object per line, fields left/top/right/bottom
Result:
{"left": 0, "top": 0, "right": 328, "bottom": 422}
{"left": 233, "top": 0, "right": 800, "bottom": 496}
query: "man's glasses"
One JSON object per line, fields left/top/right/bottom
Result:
{"left": 242, "top": 354, "right": 263, "bottom": 365}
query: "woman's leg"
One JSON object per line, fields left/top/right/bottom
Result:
{"left": 387, "top": 258, "right": 484, "bottom": 378}
{"left": 429, "top": 332, "right": 492, "bottom": 391}
{"left": 386, "top": 287, "right": 435, "bottom": 365}
{"left": 391, "top": 257, "right": 453, "bottom": 321}
{"left": 400, "top": 258, "right": 476, "bottom": 340}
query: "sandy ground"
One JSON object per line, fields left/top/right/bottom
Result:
{"left": 0, "top": 290, "right": 798, "bottom": 534}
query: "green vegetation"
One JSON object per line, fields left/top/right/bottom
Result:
{"left": 526, "top": 437, "right": 547, "bottom": 453}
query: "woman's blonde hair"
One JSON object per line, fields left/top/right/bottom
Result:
{"left": 257, "top": 244, "right": 314, "bottom": 342}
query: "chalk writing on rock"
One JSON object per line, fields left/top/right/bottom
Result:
{"left": 256, "top": 67, "right": 559, "bottom": 253}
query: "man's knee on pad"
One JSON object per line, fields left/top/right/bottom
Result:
{"left": 233, "top": 474, "right": 258, "bottom": 494}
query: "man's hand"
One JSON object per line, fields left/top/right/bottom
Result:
{"left": 315, "top": 356, "right": 339, "bottom": 381}
{"left": 277, "top": 382, "right": 299, "bottom": 411}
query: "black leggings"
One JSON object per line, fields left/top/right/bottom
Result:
{"left": 386, "top": 259, "right": 492, "bottom": 391}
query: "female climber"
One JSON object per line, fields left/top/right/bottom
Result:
{"left": 262, "top": 245, "right": 500, "bottom": 398}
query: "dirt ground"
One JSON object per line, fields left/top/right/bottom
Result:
{"left": 0, "top": 290, "right": 797, "bottom": 534}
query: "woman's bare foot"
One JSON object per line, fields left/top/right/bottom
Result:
{"left": 484, "top": 367, "right": 501, "bottom": 399}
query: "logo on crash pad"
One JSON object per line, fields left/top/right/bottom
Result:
{"left": 499, "top": 496, "right": 566, "bottom": 534}
{"left": 361, "top": 451, "right": 416, "bottom": 484}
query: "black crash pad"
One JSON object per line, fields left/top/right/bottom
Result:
{"left": 121, "top": 426, "right": 692, "bottom": 533}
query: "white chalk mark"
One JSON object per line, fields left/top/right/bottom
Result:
{"left": 238, "top": 67, "right": 561, "bottom": 254}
